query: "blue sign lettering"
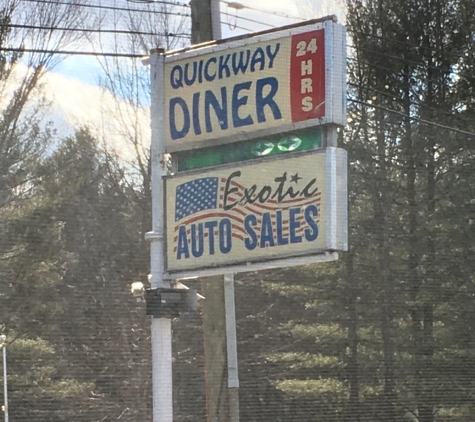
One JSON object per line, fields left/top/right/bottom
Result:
{"left": 176, "top": 219, "right": 234, "bottom": 260}
{"left": 289, "top": 207, "right": 302, "bottom": 244}
{"left": 260, "top": 213, "right": 275, "bottom": 248}
{"left": 242, "top": 206, "right": 320, "bottom": 252}
{"left": 176, "top": 205, "right": 320, "bottom": 260}
{"left": 244, "top": 215, "right": 258, "bottom": 250}
{"left": 304, "top": 204, "right": 319, "bottom": 241}
{"left": 168, "top": 77, "right": 282, "bottom": 140}
{"left": 169, "top": 43, "right": 281, "bottom": 90}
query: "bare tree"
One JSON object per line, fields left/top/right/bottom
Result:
{"left": 85, "top": 3, "right": 189, "bottom": 197}
{"left": 0, "top": 0, "right": 89, "bottom": 205}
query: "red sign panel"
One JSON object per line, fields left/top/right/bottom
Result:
{"left": 290, "top": 29, "right": 325, "bottom": 122}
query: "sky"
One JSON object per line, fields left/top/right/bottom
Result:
{"left": 40, "top": 69, "right": 150, "bottom": 162}
{"left": 53, "top": 0, "right": 345, "bottom": 86}
{"left": 39, "top": 0, "right": 345, "bottom": 153}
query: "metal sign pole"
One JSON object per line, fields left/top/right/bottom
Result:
{"left": 3, "top": 346, "right": 8, "bottom": 422}
{"left": 147, "top": 48, "right": 173, "bottom": 422}
{"left": 1, "top": 336, "right": 8, "bottom": 422}
{"left": 224, "top": 274, "right": 240, "bottom": 422}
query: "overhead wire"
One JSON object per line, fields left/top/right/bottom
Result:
{"left": 345, "top": 27, "right": 475, "bottom": 132}
{"left": 109, "top": 0, "right": 190, "bottom": 6}
{"left": 347, "top": 81, "right": 454, "bottom": 118}
{"left": 346, "top": 56, "right": 462, "bottom": 91}
{"left": 18, "top": 0, "right": 191, "bottom": 17}
{"left": 348, "top": 98, "right": 475, "bottom": 138}
{"left": 2, "top": 4, "right": 475, "bottom": 138}
{"left": 346, "top": 29, "right": 475, "bottom": 94}
{"left": 348, "top": 44, "right": 457, "bottom": 76}
{"left": 7, "top": 1, "right": 269, "bottom": 35}
{"left": 347, "top": 80, "right": 464, "bottom": 120}
{"left": 209, "top": 13, "right": 475, "bottom": 138}
{"left": 0, "top": 46, "right": 147, "bottom": 57}
{"left": 4, "top": 23, "right": 190, "bottom": 38}
{"left": 220, "top": 10, "right": 274, "bottom": 28}
{"left": 347, "top": 27, "right": 471, "bottom": 59}
{"left": 219, "top": 20, "right": 253, "bottom": 32}
{"left": 5, "top": 0, "right": 193, "bottom": 54}
{"left": 220, "top": 0, "right": 305, "bottom": 21}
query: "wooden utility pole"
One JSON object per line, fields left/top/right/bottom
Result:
{"left": 190, "top": 0, "right": 221, "bottom": 43}
{"left": 201, "top": 278, "right": 230, "bottom": 421}
{"left": 188, "top": 1, "right": 240, "bottom": 421}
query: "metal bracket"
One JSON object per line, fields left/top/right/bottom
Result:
{"left": 145, "top": 287, "right": 203, "bottom": 318}
{"left": 144, "top": 231, "right": 163, "bottom": 242}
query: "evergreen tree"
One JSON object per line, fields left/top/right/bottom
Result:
{"left": 36, "top": 128, "right": 152, "bottom": 420}
{"left": 254, "top": 1, "right": 475, "bottom": 421}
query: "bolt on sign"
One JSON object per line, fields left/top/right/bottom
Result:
{"left": 164, "top": 148, "right": 347, "bottom": 273}
{"left": 164, "top": 17, "right": 346, "bottom": 153}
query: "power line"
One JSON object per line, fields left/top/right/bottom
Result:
{"left": 346, "top": 56, "right": 459, "bottom": 90}
{"left": 347, "top": 27, "right": 469, "bottom": 59}
{"left": 5, "top": 23, "right": 190, "bottom": 38}
{"left": 219, "top": 20, "right": 253, "bottom": 32}
{"left": 19, "top": 0, "right": 191, "bottom": 17}
{"left": 220, "top": 0, "right": 304, "bottom": 21}
{"left": 348, "top": 44, "right": 456, "bottom": 76}
{"left": 0, "top": 56, "right": 471, "bottom": 139}
{"left": 114, "top": 0, "right": 190, "bottom": 6}
{"left": 220, "top": 10, "right": 274, "bottom": 28}
{"left": 348, "top": 81, "right": 475, "bottom": 134}
{"left": 348, "top": 98, "right": 475, "bottom": 138}
{"left": 3, "top": 9, "right": 474, "bottom": 138}
{"left": 346, "top": 29, "right": 475, "bottom": 82}
{"left": 347, "top": 81, "right": 464, "bottom": 120}
{"left": 347, "top": 55, "right": 475, "bottom": 110}
{"left": 0, "top": 46, "right": 147, "bottom": 58}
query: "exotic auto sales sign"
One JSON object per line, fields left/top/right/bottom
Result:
{"left": 164, "top": 19, "right": 346, "bottom": 153}
{"left": 165, "top": 148, "right": 347, "bottom": 272}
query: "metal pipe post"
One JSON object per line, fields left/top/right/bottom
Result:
{"left": 147, "top": 48, "right": 173, "bottom": 422}
{"left": 224, "top": 274, "right": 240, "bottom": 422}
{"left": 2, "top": 343, "right": 8, "bottom": 422}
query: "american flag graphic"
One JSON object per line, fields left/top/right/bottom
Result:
{"left": 175, "top": 177, "right": 219, "bottom": 221}
{"left": 173, "top": 175, "right": 321, "bottom": 251}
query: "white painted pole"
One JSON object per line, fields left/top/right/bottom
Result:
{"left": 1, "top": 337, "right": 8, "bottom": 422}
{"left": 147, "top": 48, "right": 173, "bottom": 422}
{"left": 224, "top": 274, "right": 240, "bottom": 422}
{"left": 151, "top": 318, "right": 172, "bottom": 422}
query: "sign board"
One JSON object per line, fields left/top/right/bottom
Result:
{"left": 164, "top": 148, "right": 347, "bottom": 273}
{"left": 164, "top": 18, "right": 346, "bottom": 153}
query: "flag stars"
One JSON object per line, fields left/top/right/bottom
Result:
{"left": 175, "top": 177, "right": 219, "bottom": 221}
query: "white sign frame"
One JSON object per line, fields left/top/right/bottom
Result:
{"left": 164, "top": 147, "right": 347, "bottom": 280}
{"left": 163, "top": 17, "right": 346, "bottom": 153}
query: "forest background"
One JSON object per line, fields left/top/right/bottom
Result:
{"left": 1, "top": 0, "right": 475, "bottom": 421}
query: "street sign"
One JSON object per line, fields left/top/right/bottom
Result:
{"left": 164, "top": 147, "right": 347, "bottom": 274}
{"left": 164, "top": 18, "right": 346, "bottom": 153}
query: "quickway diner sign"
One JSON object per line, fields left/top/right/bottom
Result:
{"left": 164, "top": 18, "right": 346, "bottom": 153}
{"left": 165, "top": 148, "right": 347, "bottom": 272}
